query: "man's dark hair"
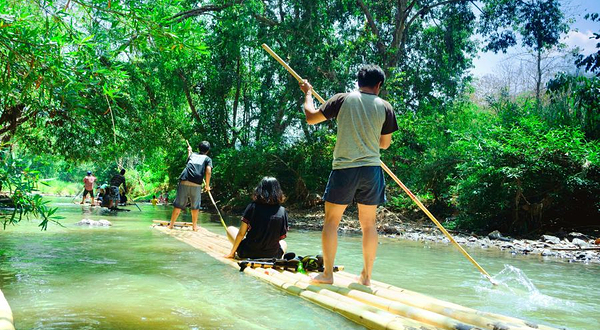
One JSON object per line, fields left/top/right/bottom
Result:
{"left": 253, "top": 177, "right": 285, "bottom": 205}
{"left": 120, "top": 169, "right": 126, "bottom": 175}
{"left": 198, "top": 141, "right": 211, "bottom": 154}
{"left": 357, "top": 64, "right": 385, "bottom": 88}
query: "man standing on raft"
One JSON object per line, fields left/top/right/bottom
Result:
{"left": 108, "top": 169, "right": 127, "bottom": 210}
{"left": 168, "top": 141, "right": 212, "bottom": 231}
{"left": 299, "top": 65, "right": 398, "bottom": 286}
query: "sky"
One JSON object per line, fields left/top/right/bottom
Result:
{"left": 470, "top": 0, "right": 600, "bottom": 77}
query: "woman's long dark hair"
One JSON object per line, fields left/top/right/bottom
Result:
{"left": 252, "top": 177, "right": 285, "bottom": 205}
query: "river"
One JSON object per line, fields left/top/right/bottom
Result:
{"left": 0, "top": 198, "right": 598, "bottom": 329}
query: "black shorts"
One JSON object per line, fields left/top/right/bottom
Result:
{"left": 237, "top": 240, "right": 284, "bottom": 259}
{"left": 323, "top": 166, "right": 386, "bottom": 205}
{"left": 83, "top": 189, "right": 94, "bottom": 197}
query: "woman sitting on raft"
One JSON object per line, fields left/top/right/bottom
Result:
{"left": 225, "top": 177, "right": 288, "bottom": 259}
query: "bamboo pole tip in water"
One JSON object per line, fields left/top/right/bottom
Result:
{"left": 487, "top": 275, "right": 499, "bottom": 286}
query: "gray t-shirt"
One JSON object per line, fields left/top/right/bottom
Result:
{"left": 319, "top": 91, "right": 398, "bottom": 170}
{"left": 179, "top": 153, "right": 213, "bottom": 185}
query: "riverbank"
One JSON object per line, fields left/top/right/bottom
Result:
{"left": 287, "top": 206, "right": 600, "bottom": 264}
{"left": 20, "top": 193, "right": 600, "bottom": 264}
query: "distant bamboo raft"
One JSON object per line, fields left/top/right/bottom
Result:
{"left": 0, "top": 288, "right": 15, "bottom": 330}
{"left": 152, "top": 222, "right": 562, "bottom": 330}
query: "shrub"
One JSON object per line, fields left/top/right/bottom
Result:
{"left": 451, "top": 116, "right": 600, "bottom": 234}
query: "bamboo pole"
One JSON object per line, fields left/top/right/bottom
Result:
{"left": 157, "top": 226, "right": 440, "bottom": 330}
{"left": 379, "top": 162, "right": 495, "bottom": 284}
{"left": 334, "top": 271, "right": 557, "bottom": 330}
{"left": 0, "top": 289, "right": 14, "bottom": 330}
{"left": 206, "top": 188, "right": 228, "bottom": 232}
{"left": 261, "top": 43, "right": 496, "bottom": 285}
{"left": 154, "top": 226, "right": 560, "bottom": 330}
{"left": 270, "top": 271, "right": 489, "bottom": 330}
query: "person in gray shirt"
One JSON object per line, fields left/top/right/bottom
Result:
{"left": 299, "top": 64, "right": 398, "bottom": 286}
{"left": 168, "top": 141, "right": 212, "bottom": 231}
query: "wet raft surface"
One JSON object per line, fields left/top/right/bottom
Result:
{"left": 153, "top": 223, "right": 563, "bottom": 330}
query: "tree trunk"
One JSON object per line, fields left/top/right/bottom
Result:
{"left": 231, "top": 56, "right": 242, "bottom": 146}
{"left": 177, "top": 70, "right": 202, "bottom": 123}
{"left": 536, "top": 48, "right": 542, "bottom": 108}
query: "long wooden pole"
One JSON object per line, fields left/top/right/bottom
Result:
{"left": 261, "top": 43, "right": 497, "bottom": 285}
{"left": 206, "top": 187, "right": 228, "bottom": 232}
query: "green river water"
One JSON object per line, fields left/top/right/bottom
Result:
{"left": 0, "top": 198, "right": 598, "bottom": 329}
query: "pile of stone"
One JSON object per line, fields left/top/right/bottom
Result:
{"left": 390, "top": 229, "right": 600, "bottom": 264}
{"left": 76, "top": 219, "right": 112, "bottom": 226}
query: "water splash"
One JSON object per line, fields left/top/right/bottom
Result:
{"left": 475, "top": 264, "right": 575, "bottom": 311}
{"left": 495, "top": 264, "right": 540, "bottom": 294}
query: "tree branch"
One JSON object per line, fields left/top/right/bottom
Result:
{"left": 356, "top": 0, "right": 386, "bottom": 56}
{"left": 171, "top": 0, "right": 245, "bottom": 22}
{"left": 405, "top": 0, "right": 467, "bottom": 33}
{"left": 253, "top": 13, "right": 279, "bottom": 26}
{"left": 177, "top": 70, "right": 202, "bottom": 123}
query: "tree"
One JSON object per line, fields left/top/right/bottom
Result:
{"left": 546, "top": 73, "right": 600, "bottom": 140}
{"left": 479, "top": 0, "right": 569, "bottom": 105}
{"left": 575, "top": 13, "right": 600, "bottom": 76}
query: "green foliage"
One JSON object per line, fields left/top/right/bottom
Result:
{"left": 382, "top": 101, "right": 599, "bottom": 235}
{"left": 383, "top": 103, "right": 493, "bottom": 214}
{"left": 35, "top": 180, "right": 80, "bottom": 197}
{"left": 1, "top": 0, "right": 598, "bottom": 236}
{"left": 575, "top": 13, "right": 600, "bottom": 76}
{"left": 451, "top": 116, "right": 599, "bottom": 234}
{"left": 546, "top": 73, "right": 600, "bottom": 140}
{"left": 213, "top": 131, "right": 335, "bottom": 210}
{"left": 0, "top": 149, "right": 63, "bottom": 230}
{"left": 479, "top": 0, "right": 568, "bottom": 54}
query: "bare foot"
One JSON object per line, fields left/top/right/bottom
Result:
{"left": 192, "top": 227, "right": 199, "bottom": 232}
{"left": 167, "top": 226, "right": 173, "bottom": 230}
{"left": 309, "top": 272, "right": 333, "bottom": 284}
{"left": 358, "top": 271, "right": 371, "bottom": 286}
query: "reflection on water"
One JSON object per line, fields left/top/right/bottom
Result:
{"left": 0, "top": 198, "right": 599, "bottom": 329}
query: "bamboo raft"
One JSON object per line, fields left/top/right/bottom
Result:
{"left": 152, "top": 222, "right": 563, "bottom": 330}
{"left": 0, "top": 288, "right": 15, "bottom": 330}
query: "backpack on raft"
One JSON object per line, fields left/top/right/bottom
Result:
{"left": 237, "top": 253, "right": 342, "bottom": 273}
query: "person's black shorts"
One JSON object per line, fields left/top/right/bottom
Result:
{"left": 237, "top": 240, "right": 284, "bottom": 259}
{"left": 83, "top": 189, "right": 94, "bottom": 197}
{"left": 323, "top": 166, "right": 385, "bottom": 205}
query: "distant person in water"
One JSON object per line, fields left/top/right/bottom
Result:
{"left": 96, "top": 184, "right": 109, "bottom": 207}
{"left": 81, "top": 171, "right": 96, "bottom": 205}
{"left": 167, "top": 141, "right": 212, "bottom": 231}
{"left": 108, "top": 169, "right": 127, "bottom": 210}
{"left": 225, "top": 177, "right": 288, "bottom": 259}
{"left": 151, "top": 195, "right": 158, "bottom": 206}
{"left": 158, "top": 192, "right": 168, "bottom": 205}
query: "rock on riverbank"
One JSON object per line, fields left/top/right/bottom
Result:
{"left": 288, "top": 207, "right": 600, "bottom": 264}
